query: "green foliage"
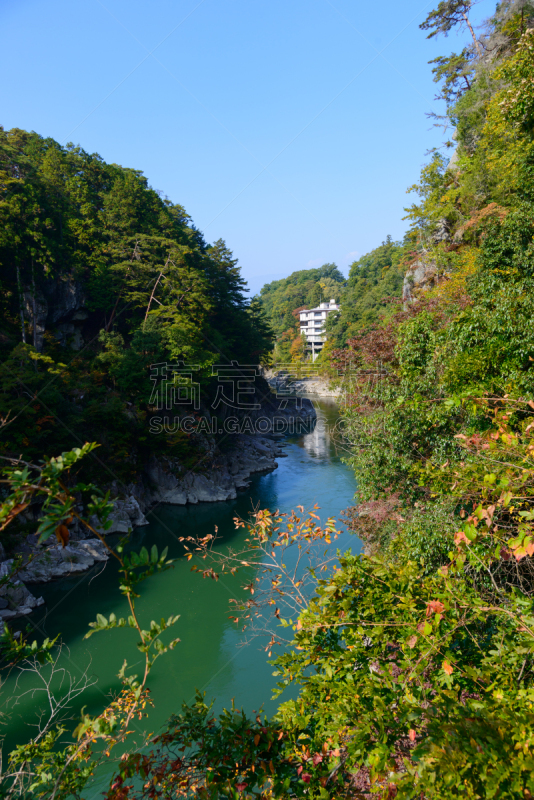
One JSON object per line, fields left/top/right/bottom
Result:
{"left": 0, "top": 127, "right": 273, "bottom": 481}
{"left": 273, "top": 550, "right": 534, "bottom": 799}
{"left": 429, "top": 49, "right": 475, "bottom": 106}
{"left": 386, "top": 502, "right": 457, "bottom": 574}
{"left": 0, "top": 442, "right": 112, "bottom": 544}
{"left": 257, "top": 263, "right": 345, "bottom": 343}
{"left": 0, "top": 445, "right": 179, "bottom": 797}
{"left": 326, "top": 236, "right": 406, "bottom": 347}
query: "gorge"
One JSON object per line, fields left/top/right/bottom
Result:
{"left": 1, "top": 399, "right": 359, "bottom": 776}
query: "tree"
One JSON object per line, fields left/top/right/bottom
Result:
{"left": 420, "top": 0, "right": 482, "bottom": 56}
{"left": 429, "top": 48, "right": 475, "bottom": 107}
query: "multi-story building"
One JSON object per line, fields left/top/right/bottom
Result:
{"left": 298, "top": 299, "right": 339, "bottom": 360}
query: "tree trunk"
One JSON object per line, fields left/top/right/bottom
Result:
{"left": 462, "top": 12, "right": 482, "bottom": 57}
{"left": 31, "top": 258, "right": 37, "bottom": 349}
{"left": 16, "top": 263, "right": 26, "bottom": 344}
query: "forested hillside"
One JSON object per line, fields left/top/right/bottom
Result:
{"left": 314, "top": 0, "right": 534, "bottom": 794}
{"left": 326, "top": 235, "right": 406, "bottom": 347}
{"left": 257, "top": 263, "right": 345, "bottom": 339}
{"left": 255, "top": 263, "right": 344, "bottom": 363}
{"left": 0, "top": 127, "right": 272, "bottom": 476}
{"left": 7, "top": 1, "right": 534, "bottom": 798}
{"left": 257, "top": 240, "right": 408, "bottom": 362}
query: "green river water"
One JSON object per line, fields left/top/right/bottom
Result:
{"left": 2, "top": 399, "right": 360, "bottom": 788}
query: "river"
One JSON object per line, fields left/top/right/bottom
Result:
{"left": 2, "top": 398, "right": 360, "bottom": 775}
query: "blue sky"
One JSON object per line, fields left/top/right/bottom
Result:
{"left": 1, "top": 0, "right": 491, "bottom": 294}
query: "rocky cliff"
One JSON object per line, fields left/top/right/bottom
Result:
{"left": 0, "top": 388, "right": 315, "bottom": 632}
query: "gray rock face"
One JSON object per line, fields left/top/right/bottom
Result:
{"left": 54, "top": 323, "right": 85, "bottom": 350}
{"left": 0, "top": 560, "right": 45, "bottom": 633}
{"left": 432, "top": 218, "right": 450, "bottom": 244}
{"left": 20, "top": 274, "right": 89, "bottom": 351}
{"left": 144, "top": 433, "right": 290, "bottom": 505}
{"left": 46, "top": 276, "right": 87, "bottom": 324}
{"left": 20, "top": 275, "right": 89, "bottom": 352}
{"left": 23, "top": 288, "right": 49, "bottom": 351}
{"left": 90, "top": 494, "right": 148, "bottom": 534}
{"left": 403, "top": 254, "right": 438, "bottom": 304}
{"left": 18, "top": 539, "right": 109, "bottom": 583}
{"left": 264, "top": 371, "right": 341, "bottom": 398}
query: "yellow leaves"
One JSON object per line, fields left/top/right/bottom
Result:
{"left": 254, "top": 733, "right": 260, "bottom": 746}
{"left": 428, "top": 246, "right": 479, "bottom": 308}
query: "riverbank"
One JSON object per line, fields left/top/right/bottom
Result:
{"left": 2, "top": 399, "right": 358, "bottom": 763}
{"left": 263, "top": 368, "right": 341, "bottom": 398}
{"left": 0, "top": 394, "right": 316, "bottom": 626}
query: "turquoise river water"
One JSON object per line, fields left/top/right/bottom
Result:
{"left": 2, "top": 399, "right": 361, "bottom": 785}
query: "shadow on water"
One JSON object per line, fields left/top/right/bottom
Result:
{"left": 1, "top": 399, "right": 360, "bottom": 771}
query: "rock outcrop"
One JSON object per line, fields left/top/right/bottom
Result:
{"left": 0, "top": 540, "right": 109, "bottom": 632}
{"left": 24, "top": 274, "right": 89, "bottom": 352}
{"left": 141, "top": 434, "right": 287, "bottom": 506}
{"left": 403, "top": 253, "right": 439, "bottom": 305}
{"left": 90, "top": 494, "right": 148, "bottom": 535}
{"left": 0, "top": 561, "right": 45, "bottom": 634}
{"left": 264, "top": 370, "right": 341, "bottom": 398}
{"left": 18, "top": 539, "right": 109, "bottom": 583}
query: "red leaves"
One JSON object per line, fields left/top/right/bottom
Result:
{"left": 454, "top": 530, "right": 469, "bottom": 545}
{"left": 426, "top": 600, "right": 445, "bottom": 617}
{"left": 408, "top": 729, "right": 416, "bottom": 742}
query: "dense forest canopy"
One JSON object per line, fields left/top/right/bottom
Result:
{"left": 0, "top": 127, "right": 273, "bottom": 474}
{"left": 256, "top": 238, "right": 409, "bottom": 364}
{"left": 257, "top": 263, "right": 345, "bottom": 336}
{"left": 325, "top": 235, "right": 406, "bottom": 348}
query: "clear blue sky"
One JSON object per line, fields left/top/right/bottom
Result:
{"left": 1, "top": 0, "right": 491, "bottom": 294}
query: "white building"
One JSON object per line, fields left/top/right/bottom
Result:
{"left": 299, "top": 299, "right": 339, "bottom": 360}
